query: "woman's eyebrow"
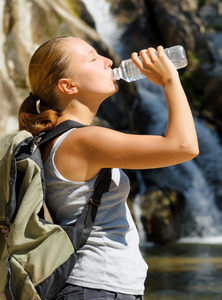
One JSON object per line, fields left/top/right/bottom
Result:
{"left": 85, "top": 49, "right": 97, "bottom": 59}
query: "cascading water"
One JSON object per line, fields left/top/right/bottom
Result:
{"left": 81, "top": 0, "right": 125, "bottom": 56}
{"left": 82, "top": 0, "right": 222, "bottom": 241}
{"left": 135, "top": 80, "right": 222, "bottom": 239}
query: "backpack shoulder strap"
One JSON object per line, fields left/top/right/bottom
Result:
{"left": 38, "top": 120, "right": 112, "bottom": 249}
{"left": 75, "top": 168, "right": 112, "bottom": 249}
{"left": 38, "top": 120, "right": 86, "bottom": 147}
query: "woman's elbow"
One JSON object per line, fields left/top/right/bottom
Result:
{"left": 180, "top": 140, "right": 199, "bottom": 161}
{"left": 187, "top": 144, "right": 199, "bottom": 160}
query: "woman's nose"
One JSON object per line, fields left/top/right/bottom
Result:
{"left": 105, "top": 58, "right": 113, "bottom": 68}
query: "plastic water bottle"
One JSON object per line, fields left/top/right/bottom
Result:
{"left": 112, "top": 45, "right": 188, "bottom": 82}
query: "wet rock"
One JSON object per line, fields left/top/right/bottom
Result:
{"left": 140, "top": 190, "right": 185, "bottom": 244}
{"left": 0, "top": 0, "right": 133, "bottom": 133}
{"left": 144, "top": 0, "right": 209, "bottom": 60}
{"left": 1, "top": 0, "right": 222, "bottom": 243}
{"left": 204, "top": 76, "right": 222, "bottom": 135}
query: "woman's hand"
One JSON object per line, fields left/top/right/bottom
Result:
{"left": 1, "top": 227, "right": 10, "bottom": 238}
{"left": 0, "top": 292, "right": 7, "bottom": 300}
{"left": 131, "top": 46, "right": 178, "bottom": 86}
{"left": 0, "top": 220, "right": 10, "bottom": 239}
{"left": 52, "top": 45, "right": 198, "bottom": 181}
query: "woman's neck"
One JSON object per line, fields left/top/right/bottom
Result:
{"left": 57, "top": 115, "right": 92, "bottom": 126}
{"left": 57, "top": 95, "right": 101, "bottom": 126}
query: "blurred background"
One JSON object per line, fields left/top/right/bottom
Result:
{"left": 1, "top": 0, "right": 222, "bottom": 298}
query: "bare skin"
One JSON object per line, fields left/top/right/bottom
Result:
{"left": 0, "top": 292, "right": 7, "bottom": 300}
{"left": 42, "top": 38, "right": 199, "bottom": 182}
{"left": 1, "top": 38, "right": 199, "bottom": 298}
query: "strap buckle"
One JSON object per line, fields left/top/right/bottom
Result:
{"left": 0, "top": 221, "right": 10, "bottom": 238}
{"left": 89, "top": 198, "right": 101, "bottom": 207}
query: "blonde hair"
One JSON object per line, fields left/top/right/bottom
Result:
{"left": 19, "top": 36, "right": 74, "bottom": 136}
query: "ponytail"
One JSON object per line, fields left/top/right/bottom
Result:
{"left": 18, "top": 36, "right": 74, "bottom": 136}
{"left": 18, "top": 93, "right": 59, "bottom": 136}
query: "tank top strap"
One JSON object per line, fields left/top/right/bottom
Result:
{"left": 45, "top": 128, "right": 76, "bottom": 164}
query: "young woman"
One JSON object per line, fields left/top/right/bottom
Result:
{"left": 16, "top": 36, "right": 198, "bottom": 299}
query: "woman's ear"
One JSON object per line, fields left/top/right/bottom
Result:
{"left": 57, "top": 78, "right": 78, "bottom": 94}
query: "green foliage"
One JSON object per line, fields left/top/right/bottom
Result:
{"left": 66, "top": 0, "right": 80, "bottom": 17}
{"left": 181, "top": 71, "right": 204, "bottom": 109}
{"left": 198, "top": 0, "right": 205, "bottom": 7}
{"left": 187, "top": 51, "right": 200, "bottom": 66}
{"left": 180, "top": 52, "right": 204, "bottom": 110}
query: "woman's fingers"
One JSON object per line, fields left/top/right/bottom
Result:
{"left": 156, "top": 45, "right": 164, "bottom": 56}
{"left": 0, "top": 292, "right": 8, "bottom": 300}
{"left": 1, "top": 220, "right": 10, "bottom": 238}
{"left": 131, "top": 45, "right": 178, "bottom": 86}
{"left": 1, "top": 226, "right": 10, "bottom": 237}
{"left": 139, "top": 47, "right": 156, "bottom": 63}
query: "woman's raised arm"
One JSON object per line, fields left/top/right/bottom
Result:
{"left": 73, "top": 46, "right": 199, "bottom": 169}
{"left": 53, "top": 45, "right": 199, "bottom": 182}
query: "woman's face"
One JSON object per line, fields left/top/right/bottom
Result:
{"left": 64, "top": 38, "right": 118, "bottom": 102}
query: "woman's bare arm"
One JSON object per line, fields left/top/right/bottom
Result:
{"left": 77, "top": 47, "right": 198, "bottom": 167}
{"left": 54, "top": 46, "right": 198, "bottom": 181}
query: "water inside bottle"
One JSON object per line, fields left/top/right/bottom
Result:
{"left": 112, "top": 59, "right": 146, "bottom": 82}
{"left": 165, "top": 46, "right": 188, "bottom": 69}
{"left": 122, "top": 59, "right": 146, "bottom": 82}
{"left": 170, "top": 60, "right": 188, "bottom": 69}
{"left": 112, "top": 46, "right": 188, "bottom": 81}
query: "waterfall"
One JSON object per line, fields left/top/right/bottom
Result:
{"left": 132, "top": 171, "right": 147, "bottom": 243}
{"left": 135, "top": 80, "right": 222, "bottom": 238}
{"left": 82, "top": 0, "right": 222, "bottom": 241}
{"left": 82, "top": 0, "right": 125, "bottom": 56}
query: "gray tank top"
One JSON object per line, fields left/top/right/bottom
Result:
{"left": 44, "top": 129, "right": 148, "bottom": 295}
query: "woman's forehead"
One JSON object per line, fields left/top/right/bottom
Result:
{"left": 64, "top": 38, "right": 95, "bottom": 56}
